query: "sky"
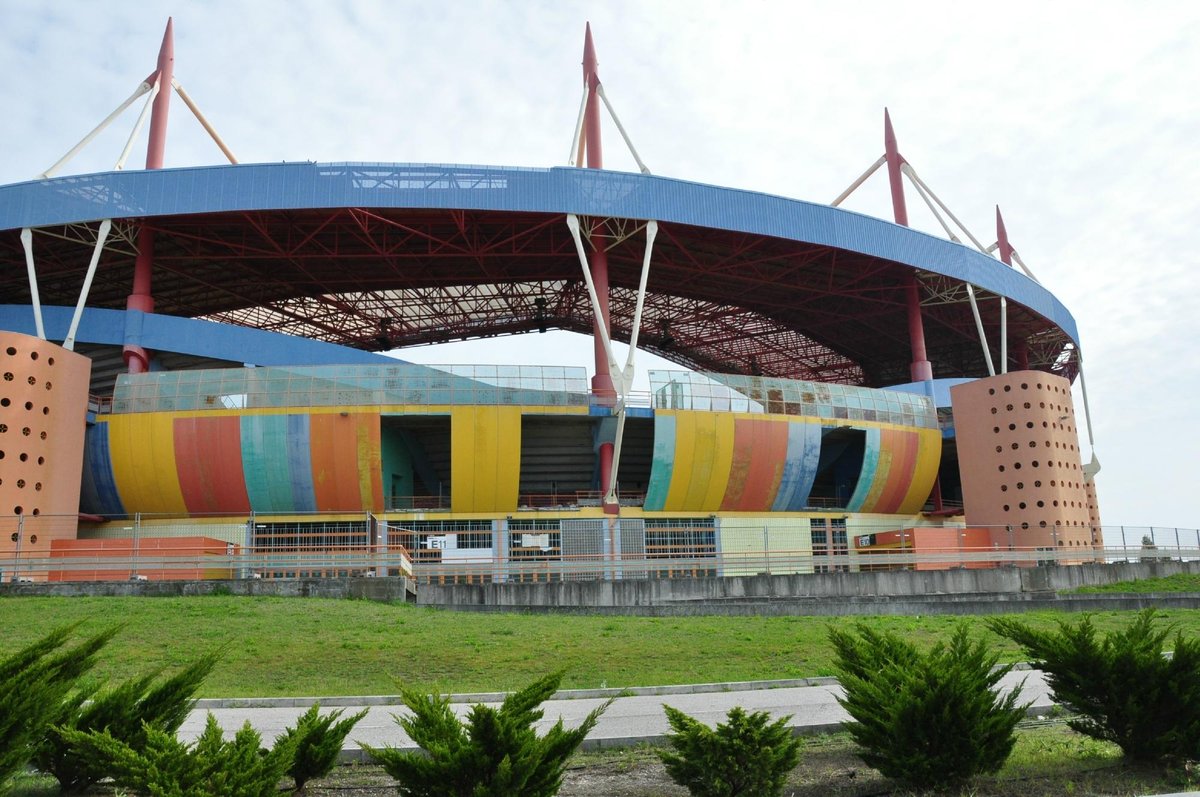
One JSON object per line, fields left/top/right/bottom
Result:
{"left": 1, "top": 0, "right": 1197, "bottom": 529}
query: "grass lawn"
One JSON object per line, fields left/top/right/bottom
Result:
{"left": 4, "top": 597, "right": 1200, "bottom": 697}
{"left": 1071, "top": 572, "right": 1200, "bottom": 594}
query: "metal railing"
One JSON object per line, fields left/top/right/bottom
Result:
{"left": 1, "top": 514, "right": 1197, "bottom": 586}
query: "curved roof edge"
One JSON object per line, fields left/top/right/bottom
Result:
{"left": 0, "top": 305, "right": 398, "bottom": 367}
{"left": 0, "top": 162, "right": 1079, "bottom": 344}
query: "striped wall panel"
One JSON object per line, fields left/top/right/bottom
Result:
{"left": 643, "top": 414, "right": 676, "bottom": 511}
{"left": 450, "top": 406, "right": 521, "bottom": 513}
{"left": 771, "top": 422, "right": 822, "bottom": 512}
{"left": 241, "top": 414, "right": 303, "bottom": 512}
{"left": 80, "top": 423, "right": 125, "bottom": 517}
{"left": 106, "top": 414, "right": 188, "bottom": 514}
{"left": 174, "top": 416, "right": 251, "bottom": 514}
{"left": 720, "top": 418, "right": 789, "bottom": 511}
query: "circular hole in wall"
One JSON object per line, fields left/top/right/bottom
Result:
{"left": 26, "top": 376, "right": 35, "bottom": 386}
{"left": 4, "top": 347, "right": 14, "bottom": 356}
{"left": 47, "top": 357, "right": 54, "bottom": 366}
{"left": 23, "top": 401, "right": 32, "bottom": 411}
{"left": 29, "top": 352, "right": 38, "bottom": 361}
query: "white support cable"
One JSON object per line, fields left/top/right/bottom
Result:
{"left": 565, "top": 214, "right": 621, "bottom": 384}
{"left": 172, "top": 79, "right": 238, "bottom": 164}
{"left": 595, "top": 83, "right": 650, "bottom": 174}
{"left": 40, "top": 82, "right": 152, "bottom": 178}
{"left": 1010, "top": 251, "right": 1041, "bottom": 284}
{"left": 115, "top": 77, "right": 160, "bottom": 170}
{"left": 902, "top": 164, "right": 988, "bottom": 252}
{"left": 831, "top": 155, "right": 886, "bottom": 207}
{"left": 63, "top": 219, "right": 112, "bottom": 351}
{"left": 985, "top": 241, "right": 999, "bottom": 253}
{"left": 999, "top": 296, "right": 1008, "bottom": 374}
{"left": 1076, "top": 351, "right": 1101, "bottom": 481}
{"left": 904, "top": 167, "right": 960, "bottom": 242}
{"left": 965, "top": 283, "right": 995, "bottom": 377}
{"left": 568, "top": 88, "right": 587, "bottom": 166}
{"left": 19, "top": 229, "right": 45, "bottom": 340}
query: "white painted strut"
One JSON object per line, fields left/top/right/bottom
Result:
{"left": 565, "top": 214, "right": 622, "bottom": 386}
{"left": 595, "top": 84, "right": 650, "bottom": 175}
{"left": 173, "top": 79, "right": 238, "bottom": 164}
{"left": 1010, "top": 251, "right": 1041, "bottom": 284}
{"left": 966, "top": 283, "right": 995, "bottom": 377}
{"left": 1074, "top": 347, "right": 1101, "bottom": 480}
{"left": 831, "top": 155, "right": 885, "bottom": 207}
{"left": 19, "top": 229, "right": 45, "bottom": 340}
{"left": 904, "top": 167, "right": 960, "bottom": 242}
{"left": 568, "top": 88, "right": 587, "bottom": 166}
{"left": 902, "top": 164, "right": 989, "bottom": 252}
{"left": 565, "top": 214, "right": 659, "bottom": 504}
{"left": 999, "top": 296, "right": 1008, "bottom": 374}
{"left": 605, "top": 220, "right": 658, "bottom": 502}
{"left": 115, "top": 77, "right": 161, "bottom": 170}
{"left": 63, "top": 219, "right": 112, "bottom": 352}
{"left": 40, "top": 82, "right": 152, "bottom": 178}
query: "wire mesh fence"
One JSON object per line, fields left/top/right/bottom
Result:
{"left": 1, "top": 512, "right": 1197, "bottom": 586}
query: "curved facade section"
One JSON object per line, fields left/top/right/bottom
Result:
{"left": 643, "top": 410, "right": 939, "bottom": 514}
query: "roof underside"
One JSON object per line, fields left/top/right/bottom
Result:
{"left": 0, "top": 207, "right": 1075, "bottom": 388}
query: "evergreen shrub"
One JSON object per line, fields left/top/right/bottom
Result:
{"left": 990, "top": 609, "right": 1200, "bottom": 762}
{"left": 365, "top": 671, "right": 611, "bottom": 797}
{"left": 829, "top": 623, "right": 1026, "bottom": 789}
{"left": 658, "top": 705, "right": 801, "bottom": 797}
{"left": 276, "top": 703, "right": 368, "bottom": 792}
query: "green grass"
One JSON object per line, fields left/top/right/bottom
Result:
{"left": 1071, "top": 573, "right": 1200, "bottom": 594}
{"left": 5, "top": 598, "right": 1200, "bottom": 698}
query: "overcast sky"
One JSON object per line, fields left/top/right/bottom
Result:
{"left": 2, "top": 0, "right": 1197, "bottom": 531}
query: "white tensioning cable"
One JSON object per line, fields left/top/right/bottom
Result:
{"left": 567, "top": 88, "right": 587, "bottom": 166}
{"left": 173, "top": 78, "right": 238, "bottom": 164}
{"left": 596, "top": 84, "right": 650, "bottom": 175}
{"left": 115, "top": 77, "right": 161, "bottom": 170}
{"left": 831, "top": 155, "right": 886, "bottom": 207}
{"left": 40, "top": 82, "right": 152, "bottom": 178}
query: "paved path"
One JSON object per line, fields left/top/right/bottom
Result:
{"left": 182, "top": 670, "right": 1057, "bottom": 757}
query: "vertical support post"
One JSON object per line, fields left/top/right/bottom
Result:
{"left": 884, "top": 110, "right": 932, "bottom": 384}
{"left": 996, "top": 207, "right": 1016, "bottom": 373}
{"left": 125, "top": 18, "right": 174, "bottom": 374}
{"left": 131, "top": 512, "right": 141, "bottom": 580}
{"left": 580, "top": 23, "right": 618, "bottom": 513}
{"left": 13, "top": 515, "right": 24, "bottom": 583}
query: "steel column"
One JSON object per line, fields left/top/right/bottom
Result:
{"left": 125, "top": 18, "right": 174, "bottom": 373}
{"left": 884, "top": 110, "right": 933, "bottom": 383}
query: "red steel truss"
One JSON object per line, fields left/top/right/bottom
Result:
{"left": 0, "top": 206, "right": 1075, "bottom": 387}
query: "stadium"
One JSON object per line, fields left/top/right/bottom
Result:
{"left": 0, "top": 21, "right": 1102, "bottom": 584}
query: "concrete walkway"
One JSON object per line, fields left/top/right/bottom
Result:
{"left": 183, "top": 670, "right": 1058, "bottom": 758}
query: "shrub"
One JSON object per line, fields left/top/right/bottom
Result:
{"left": 364, "top": 671, "right": 611, "bottom": 797}
{"left": 990, "top": 609, "right": 1200, "bottom": 762}
{"left": 61, "top": 712, "right": 296, "bottom": 797}
{"left": 34, "top": 650, "right": 220, "bottom": 793}
{"left": 0, "top": 625, "right": 116, "bottom": 792}
{"left": 829, "top": 623, "right": 1026, "bottom": 789}
{"left": 276, "top": 703, "right": 368, "bottom": 792}
{"left": 658, "top": 705, "right": 801, "bottom": 797}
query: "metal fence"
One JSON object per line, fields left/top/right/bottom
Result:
{"left": 1, "top": 513, "right": 1197, "bottom": 586}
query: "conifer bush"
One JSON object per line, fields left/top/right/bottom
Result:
{"left": 61, "top": 712, "right": 296, "bottom": 797}
{"left": 990, "top": 608, "right": 1200, "bottom": 762}
{"left": 829, "top": 623, "right": 1026, "bottom": 790}
{"left": 0, "top": 625, "right": 116, "bottom": 793}
{"left": 364, "top": 671, "right": 611, "bottom": 797}
{"left": 658, "top": 705, "right": 801, "bottom": 797}
{"left": 34, "top": 650, "right": 220, "bottom": 793}
{"left": 276, "top": 703, "right": 368, "bottom": 793}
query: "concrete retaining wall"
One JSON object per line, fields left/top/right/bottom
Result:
{"left": 0, "top": 576, "right": 415, "bottom": 602}
{"left": 417, "top": 560, "right": 1200, "bottom": 611}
